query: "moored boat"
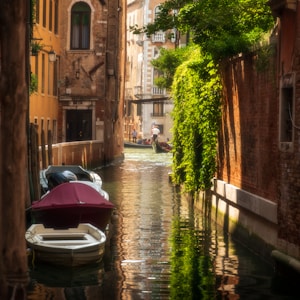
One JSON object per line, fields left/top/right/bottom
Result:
{"left": 124, "top": 141, "right": 152, "bottom": 148}
{"left": 30, "top": 181, "right": 114, "bottom": 232}
{"left": 40, "top": 165, "right": 105, "bottom": 196}
{"left": 26, "top": 223, "right": 106, "bottom": 267}
{"left": 152, "top": 141, "right": 172, "bottom": 153}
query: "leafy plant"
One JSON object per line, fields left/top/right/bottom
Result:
{"left": 30, "top": 41, "right": 43, "bottom": 56}
{"left": 137, "top": 0, "right": 275, "bottom": 192}
{"left": 171, "top": 47, "right": 221, "bottom": 192}
{"left": 151, "top": 46, "right": 191, "bottom": 89}
{"left": 30, "top": 73, "right": 38, "bottom": 95}
{"left": 131, "top": 0, "right": 275, "bottom": 61}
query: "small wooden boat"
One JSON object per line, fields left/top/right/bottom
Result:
{"left": 124, "top": 141, "right": 152, "bottom": 148}
{"left": 30, "top": 181, "right": 114, "bottom": 232}
{"left": 152, "top": 141, "right": 172, "bottom": 153}
{"left": 40, "top": 165, "right": 106, "bottom": 196}
{"left": 26, "top": 223, "right": 106, "bottom": 267}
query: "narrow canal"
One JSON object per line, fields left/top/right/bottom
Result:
{"left": 27, "top": 148, "right": 297, "bottom": 299}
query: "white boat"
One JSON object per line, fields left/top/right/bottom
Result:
{"left": 39, "top": 165, "right": 109, "bottom": 199}
{"left": 26, "top": 223, "right": 107, "bottom": 267}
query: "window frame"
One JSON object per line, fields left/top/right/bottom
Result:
{"left": 70, "top": 2, "right": 91, "bottom": 50}
{"left": 279, "top": 73, "right": 295, "bottom": 152}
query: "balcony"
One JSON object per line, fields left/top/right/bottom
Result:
{"left": 152, "top": 31, "right": 165, "bottom": 43}
{"left": 152, "top": 86, "right": 165, "bottom": 96}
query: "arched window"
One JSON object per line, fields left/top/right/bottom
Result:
{"left": 71, "top": 2, "right": 91, "bottom": 50}
{"left": 154, "top": 6, "right": 161, "bottom": 20}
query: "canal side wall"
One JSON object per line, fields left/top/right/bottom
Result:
{"left": 203, "top": 179, "right": 278, "bottom": 264}
{"left": 40, "top": 140, "right": 124, "bottom": 169}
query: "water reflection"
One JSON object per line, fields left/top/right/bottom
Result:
{"left": 101, "top": 149, "right": 174, "bottom": 299}
{"left": 27, "top": 148, "right": 298, "bottom": 299}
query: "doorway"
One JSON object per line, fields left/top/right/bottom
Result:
{"left": 66, "top": 110, "right": 92, "bottom": 141}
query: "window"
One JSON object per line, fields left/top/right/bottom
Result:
{"left": 137, "top": 103, "right": 142, "bottom": 116}
{"left": 154, "top": 5, "right": 161, "bottom": 20}
{"left": 71, "top": 2, "right": 91, "bottom": 50}
{"left": 41, "top": 53, "right": 45, "bottom": 93}
{"left": 125, "top": 100, "right": 132, "bottom": 116}
{"left": 35, "top": 55, "right": 39, "bottom": 92}
{"left": 54, "top": 0, "right": 59, "bottom": 34}
{"left": 152, "top": 6, "right": 165, "bottom": 42}
{"left": 43, "top": 0, "right": 46, "bottom": 28}
{"left": 49, "top": 0, "right": 53, "bottom": 31}
{"left": 156, "top": 124, "right": 164, "bottom": 134}
{"left": 279, "top": 73, "right": 294, "bottom": 146}
{"left": 53, "top": 59, "right": 58, "bottom": 96}
{"left": 280, "top": 87, "right": 293, "bottom": 142}
{"left": 152, "top": 102, "right": 164, "bottom": 117}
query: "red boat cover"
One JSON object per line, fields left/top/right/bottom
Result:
{"left": 32, "top": 182, "right": 114, "bottom": 209}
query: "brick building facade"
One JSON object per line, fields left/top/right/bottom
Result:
{"left": 57, "top": 0, "right": 126, "bottom": 163}
{"left": 209, "top": 1, "right": 300, "bottom": 264}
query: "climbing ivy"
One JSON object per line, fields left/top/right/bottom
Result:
{"left": 144, "top": 0, "right": 274, "bottom": 192}
{"left": 171, "top": 47, "right": 221, "bottom": 192}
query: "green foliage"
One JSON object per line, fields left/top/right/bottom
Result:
{"left": 30, "top": 73, "right": 38, "bottom": 95}
{"left": 171, "top": 47, "right": 221, "bottom": 192}
{"left": 151, "top": 47, "right": 191, "bottom": 89}
{"left": 131, "top": 0, "right": 275, "bottom": 61}
{"left": 30, "top": 0, "right": 37, "bottom": 38}
{"left": 255, "top": 42, "right": 276, "bottom": 72}
{"left": 30, "top": 41, "right": 43, "bottom": 56}
{"left": 178, "top": 0, "right": 274, "bottom": 60}
{"left": 141, "top": 0, "right": 274, "bottom": 192}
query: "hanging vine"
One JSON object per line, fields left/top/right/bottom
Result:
{"left": 171, "top": 47, "right": 221, "bottom": 192}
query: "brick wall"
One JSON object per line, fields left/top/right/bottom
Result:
{"left": 217, "top": 52, "right": 279, "bottom": 202}
{"left": 276, "top": 7, "right": 300, "bottom": 247}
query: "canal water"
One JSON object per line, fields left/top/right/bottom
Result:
{"left": 27, "top": 148, "right": 298, "bottom": 299}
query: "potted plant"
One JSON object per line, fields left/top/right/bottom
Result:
{"left": 31, "top": 41, "right": 43, "bottom": 56}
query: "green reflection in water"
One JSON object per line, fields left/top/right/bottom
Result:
{"left": 170, "top": 217, "right": 216, "bottom": 300}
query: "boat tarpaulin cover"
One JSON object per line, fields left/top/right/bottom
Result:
{"left": 32, "top": 182, "right": 114, "bottom": 209}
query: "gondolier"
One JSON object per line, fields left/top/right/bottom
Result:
{"left": 152, "top": 125, "right": 160, "bottom": 142}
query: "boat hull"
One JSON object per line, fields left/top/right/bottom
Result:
{"left": 152, "top": 141, "right": 172, "bottom": 153}
{"left": 31, "top": 206, "right": 113, "bottom": 232}
{"left": 26, "top": 223, "right": 106, "bottom": 267}
{"left": 124, "top": 141, "right": 152, "bottom": 148}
